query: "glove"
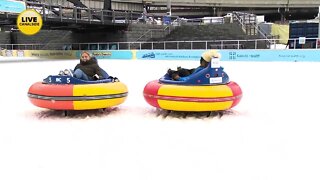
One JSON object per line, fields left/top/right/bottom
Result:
{"left": 93, "top": 74, "right": 100, "bottom": 80}
{"left": 167, "top": 69, "right": 174, "bottom": 76}
{"left": 113, "top": 77, "right": 119, "bottom": 82}
{"left": 58, "top": 70, "right": 64, "bottom": 76}
{"left": 107, "top": 76, "right": 119, "bottom": 82}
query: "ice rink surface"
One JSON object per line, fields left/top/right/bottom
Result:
{"left": 1, "top": 59, "right": 320, "bottom": 180}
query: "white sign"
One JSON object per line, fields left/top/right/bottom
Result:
{"left": 299, "top": 37, "right": 306, "bottom": 44}
{"left": 210, "top": 77, "right": 222, "bottom": 84}
{"left": 56, "top": 78, "right": 62, "bottom": 82}
{"left": 211, "top": 57, "right": 220, "bottom": 68}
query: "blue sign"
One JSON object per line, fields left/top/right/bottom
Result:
{"left": 141, "top": 52, "right": 155, "bottom": 58}
{"left": 0, "top": 0, "right": 26, "bottom": 13}
{"left": 137, "top": 49, "right": 320, "bottom": 62}
{"left": 219, "top": 50, "right": 320, "bottom": 62}
{"left": 137, "top": 50, "right": 204, "bottom": 60}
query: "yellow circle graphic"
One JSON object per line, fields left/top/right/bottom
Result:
{"left": 17, "top": 9, "right": 43, "bottom": 35}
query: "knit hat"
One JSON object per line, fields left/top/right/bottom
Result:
{"left": 201, "top": 50, "right": 221, "bottom": 62}
{"left": 81, "top": 51, "right": 91, "bottom": 58}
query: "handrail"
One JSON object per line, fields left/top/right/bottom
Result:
{"left": 134, "top": 26, "right": 171, "bottom": 42}
{"left": 233, "top": 11, "right": 273, "bottom": 46}
{"left": 129, "top": 26, "right": 172, "bottom": 50}
{"left": 1, "top": 38, "right": 319, "bottom": 50}
{"left": 134, "top": 29, "right": 152, "bottom": 42}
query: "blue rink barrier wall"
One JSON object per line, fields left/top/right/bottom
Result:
{"left": 1, "top": 49, "right": 319, "bottom": 62}
{"left": 86, "top": 49, "right": 319, "bottom": 62}
{"left": 133, "top": 49, "right": 320, "bottom": 62}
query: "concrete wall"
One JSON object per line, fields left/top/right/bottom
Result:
{"left": 0, "top": 32, "right": 11, "bottom": 44}
{"left": 286, "top": 0, "right": 320, "bottom": 7}
{"left": 146, "top": 0, "right": 320, "bottom": 7}
{"left": 12, "top": 30, "right": 73, "bottom": 45}
{"left": 8, "top": 29, "right": 127, "bottom": 45}
{"left": 40, "top": 0, "right": 143, "bottom": 11}
{"left": 70, "top": 31, "right": 127, "bottom": 43}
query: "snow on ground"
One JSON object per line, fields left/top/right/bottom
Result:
{"left": 0, "top": 59, "right": 320, "bottom": 180}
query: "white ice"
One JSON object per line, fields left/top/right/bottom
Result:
{"left": 1, "top": 59, "right": 320, "bottom": 180}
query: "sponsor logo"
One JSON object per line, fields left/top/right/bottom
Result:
{"left": 92, "top": 52, "right": 112, "bottom": 56}
{"left": 17, "top": 9, "right": 42, "bottom": 35}
{"left": 229, "top": 52, "right": 236, "bottom": 60}
{"left": 142, "top": 52, "right": 155, "bottom": 58}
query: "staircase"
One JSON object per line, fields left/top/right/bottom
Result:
{"left": 41, "top": 31, "right": 73, "bottom": 50}
{"left": 233, "top": 12, "right": 257, "bottom": 36}
{"left": 11, "top": 30, "right": 73, "bottom": 50}
{"left": 233, "top": 11, "right": 271, "bottom": 48}
{"left": 148, "top": 23, "right": 265, "bottom": 49}
{"left": 126, "top": 24, "right": 171, "bottom": 49}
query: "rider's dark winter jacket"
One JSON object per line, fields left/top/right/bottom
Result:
{"left": 74, "top": 57, "right": 103, "bottom": 80}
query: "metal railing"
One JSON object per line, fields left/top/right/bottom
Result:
{"left": 1, "top": 38, "right": 319, "bottom": 50}
{"left": 233, "top": 11, "right": 272, "bottom": 44}
{"left": 134, "top": 26, "right": 171, "bottom": 41}
{"left": 23, "top": 1, "right": 142, "bottom": 25}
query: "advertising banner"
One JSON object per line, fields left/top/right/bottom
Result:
{"left": 76, "top": 50, "right": 133, "bottom": 60}
{"left": 136, "top": 50, "right": 203, "bottom": 60}
{"left": 23, "top": 50, "right": 77, "bottom": 59}
{"left": 135, "top": 49, "right": 320, "bottom": 62}
{"left": 219, "top": 49, "right": 318, "bottom": 62}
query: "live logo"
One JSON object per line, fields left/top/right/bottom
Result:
{"left": 21, "top": 17, "right": 38, "bottom": 22}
